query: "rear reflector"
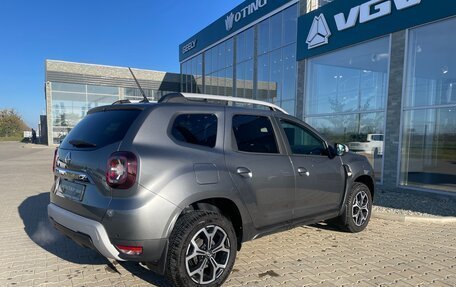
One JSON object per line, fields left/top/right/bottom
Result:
{"left": 115, "top": 245, "right": 143, "bottom": 255}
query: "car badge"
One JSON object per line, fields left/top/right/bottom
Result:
{"left": 64, "top": 152, "right": 72, "bottom": 165}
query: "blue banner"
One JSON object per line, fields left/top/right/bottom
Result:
{"left": 297, "top": 0, "right": 456, "bottom": 61}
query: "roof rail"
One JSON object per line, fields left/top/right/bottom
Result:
{"left": 159, "top": 93, "right": 288, "bottom": 114}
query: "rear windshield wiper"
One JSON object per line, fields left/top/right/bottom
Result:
{"left": 69, "top": 139, "right": 97, "bottom": 148}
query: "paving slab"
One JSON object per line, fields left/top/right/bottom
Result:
{"left": 0, "top": 142, "right": 455, "bottom": 286}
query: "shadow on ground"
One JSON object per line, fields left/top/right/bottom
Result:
{"left": 18, "top": 192, "right": 171, "bottom": 286}
{"left": 374, "top": 189, "right": 456, "bottom": 217}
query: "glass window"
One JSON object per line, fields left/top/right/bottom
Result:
{"left": 236, "top": 28, "right": 254, "bottom": 63}
{"left": 52, "top": 82, "right": 86, "bottom": 93}
{"left": 270, "top": 49, "right": 282, "bottom": 103}
{"left": 400, "top": 17, "right": 456, "bottom": 193}
{"left": 217, "top": 42, "right": 225, "bottom": 70}
{"left": 205, "top": 49, "right": 212, "bottom": 75}
{"left": 306, "top": 37, "right": 389, "bottom": 115}
{"left": 60, "top": 110, "right": 141, "bottom": 150}
{"left": 257, "top": 54, "right": 269, "bottom": 101}
{"left": 232, "top": 115, "right": 278, "bottom": 154}
{"left": 400, "top": 108, "right": 456, "bottom": 192}
{"left": 171, "top": 114, "right": 217, "bottom": 148}
{"left": 306, "top": 112, "right": 384, "bottom": 180}
{"left": 281, "top": 100, "right": 296, "bottom": 116}
{"left": 211, "top": 46, "right": 218, "bottom": 72}
{"left": 283, "top": 5, "right": 297, "bottom": 46}
{"left": 282, "top": 44, "right": 296, "bottom": 101}
{"left": 226, "top": 67, "right": 233, "bottom": 97}
{"left": 87, "top": 94, "right": 118, "bottom": 108}
{"left": 404, "top": 17, "right": 456, "bottom": 108}
{"left": 257, "top": 19, "right": 269, "bottom": 55}
{"left": 270, "top": 12, "right": 282, "bottom": 51}
{"left": 87, "top": 85, "right": 118, "bottom": 95}
{"left": 280, "top": 120, "right": 326, "bottom": 155}
{"left": 226, "top": 38, "right": 234, "bottom": 68}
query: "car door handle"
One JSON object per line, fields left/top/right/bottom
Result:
{"left": 236, "top": 167, "right": 252, "bottom": 178}
{"left": 297, "top": 167, "right": 310, "bottom": 176}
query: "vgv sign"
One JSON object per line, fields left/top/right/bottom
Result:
{"left": 297, "top": 0, "right": 456, "bottom": 60}
{"left": 334, "top": 0, "right": 421, "bottom": 32}
{"left": 307, "top": 0, "right": 421, "bottom": 49}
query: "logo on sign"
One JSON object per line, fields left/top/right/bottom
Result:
{"left": 225, "top": 13, "right": 235, "bottom": 31}
{"left": 182, "top": 40, "right": 197, "bottom": 54}
{"left": 224, "top": 0, "right": 267, "bottom": 31}
{"left": 306, "top": 14, "right": 332, "bottom": 49}
{"left": 306, "top": 0, "right": 421, "bottom": 49}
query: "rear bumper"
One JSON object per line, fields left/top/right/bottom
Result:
{"left": 47, "top": 203, "right": 123, "bottom": 261}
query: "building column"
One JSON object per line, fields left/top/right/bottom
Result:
{"left": 45, "top": 81, "right": 53, "bottom": 146}
{"left": 382, "top": 31, "right": 407, "bottom": 191}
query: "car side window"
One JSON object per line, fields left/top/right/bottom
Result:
{"left": 280, "top": 119, "right": 327, "bottom": 156}
{"left": 232, "top": 115, "right": 279, "bottom": 154}
{"left": 171, "top": 114, "right": 217, "bottom": 148}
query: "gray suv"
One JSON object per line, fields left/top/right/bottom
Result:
{"left": 48, "top": 93, "right": 374, "bottom": 287}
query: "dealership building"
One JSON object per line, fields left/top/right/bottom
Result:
{"left": 179, "top": 0, "right": 456, "bottom": 194}
{"left": 44, "top": 60, "right": 180, "bottom": 145}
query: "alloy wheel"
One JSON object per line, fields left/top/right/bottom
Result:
{"left": 185, "top": 225, "right": 231, "bottom": 285}
{"left": 352, "top": 190, "right": 369, "bottom": 227}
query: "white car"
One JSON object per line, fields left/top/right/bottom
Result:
{"left": 348, "top": 134, "right": 384, "bottom": 155}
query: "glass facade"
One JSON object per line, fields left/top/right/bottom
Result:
{"left": 50, "top": 82, "right": 173, "bottom": 144}
{"left": 181, "top": 4, "right": 298, "bottom": 115}
{"left": 305, "top": 37, "right": 390, "bottom": 181}
{"left": 256, "top": 5, "right": 297, "bottom": 115}
{"left": 400, "top": 17, "right": 456, "bottom": 192}
{"left": 180, "top": 1, "right": 455, "bottom": 194}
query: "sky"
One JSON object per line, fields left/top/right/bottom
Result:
{"left": 0, "top": 0, "right": 243, "bottom": 128}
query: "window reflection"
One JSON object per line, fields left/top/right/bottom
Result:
{"left": 255, "top": 4, "right": 298, "bottom": 111}
{"left": 400, "top": 17, "right": 456, "bottom": 192}
{"left": 305, "top": 37, "right": 390, "bottom": 182}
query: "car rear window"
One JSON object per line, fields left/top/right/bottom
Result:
{"left": 171, "top": 114, "right": 217, "bottom": 148}
{"left": 60, "top": 109, "right": 141, "bottom": 149}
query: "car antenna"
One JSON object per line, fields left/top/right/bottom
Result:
{"left": 128, "top": 67, "right": 149, "bottom": 103}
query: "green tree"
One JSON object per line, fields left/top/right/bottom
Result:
{"left": 0, "top": 109, "right": 29, "bottom": 138}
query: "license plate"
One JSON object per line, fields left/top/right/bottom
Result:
{"left": 58, "top": 180, "right": 85, "bottom": 201}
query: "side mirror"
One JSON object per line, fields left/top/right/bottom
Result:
{"left": 335, "top": 143, "right": 349, "bottom": 156}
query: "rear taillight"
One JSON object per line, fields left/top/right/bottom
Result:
{"left": 52, "top": 148, "right": 58, "bottom": 172}
{"left": 115, "top": 245, "right": 143, "bottom": 255}
{"left": 106, "top": 151, "right": 137, "bottom": 189}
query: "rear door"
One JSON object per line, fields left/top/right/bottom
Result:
{"left": 52, "top": 108, "right": 143, "bottom": 221}
{"left": 224, "top": 111, "right": 295, "bottom": 229}
{"left": 277, "top": 117, "right": 345, "bottom": 219}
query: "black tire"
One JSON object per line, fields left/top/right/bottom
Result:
{"left": 165, "top": 210, "right": 237, "bottom": 287}
{"left": 340, "top": 182, "right": 372, "bottom": 233}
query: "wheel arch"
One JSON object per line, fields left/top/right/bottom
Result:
{"left": 354, "top": 175, "right": 375, "bottom": 199}
{"left": 189, "top": 198, "right": 244, "bottom": 250}
{"left": 166, "top": 196, "right": 246, "bottom": 251}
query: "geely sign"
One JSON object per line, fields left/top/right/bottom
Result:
{"left": 297, "top": 0, "right": 455, "bottom": 59}
{"left": 225, "top": 0, "right": 268, "bottom": 31}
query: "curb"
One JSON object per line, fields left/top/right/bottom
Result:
{"left": 372, "top": 210, "right": 456, "bottom": 224}
{"left": 22, "top": 144, "right": 54, "bottom": 149}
